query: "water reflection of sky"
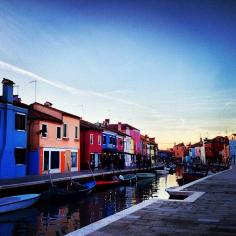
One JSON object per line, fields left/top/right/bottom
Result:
{"left": 0, "top": 174, "right": 178, "bottom": 236}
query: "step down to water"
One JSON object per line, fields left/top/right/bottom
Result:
{"left": 165, "top": 189, "right": 205, "bottom": 202}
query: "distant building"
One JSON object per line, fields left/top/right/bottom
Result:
{"left": 28, "top": 102, "right": 81, "bottom": 175}
{"left": 228, "top": 134, "right": 236, "bottom": 164}
{"left": 204, "top": 136, "right": 226, "bottom": 164}
{"left": 0, "top": 79, "right": 28, "bottom": 179}
{"left": 173, "top": 143, "right": 186, "bottom": 162}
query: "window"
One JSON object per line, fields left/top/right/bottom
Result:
{"left": 98, "top": 135, "right": 101, "bottom": 145}
{"left": 113, "top": 137, "right": 116, "bottom": 145}
{"left": 57, "top": 127, "right": 61, "bottom": 139}
{"left": 75, "top": 126, "right": 79, "bottom": 139}
{"left": 15, "top": 113, "right": 26, "bottom": 131}
{"left": 103, "top": 135, "right": 106, "bottom": 145}
{"left": 51, "top": 151, "right": 60, "bottom": 169}
{"left": 71, "top": 152, "right": 77, "bottom": 168}
{"left": 109, "top": 136, "right": 113, "bottom": 145}
{"left": 63, "top": 124, "right": 67, "bottom": 138}
{"left": 90, "top": 134, "right": 94, "bottom": 144}
{"left": 15, "top": 148, "right": 26, "bottom": 164}
{"left": 41, "top": 124, "right": 48, "bottom": 137}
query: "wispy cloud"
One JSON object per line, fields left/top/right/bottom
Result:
{"left": 0, "top": 60, "right": 140, "bottom": 106}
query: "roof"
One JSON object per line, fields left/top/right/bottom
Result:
{"left": 97, "top": 123, "right": 128, "bottom": 136}
{"left": 0, "top": 97, "right": 29, "bottom": 109}
{"left": 80, "top": 120, "right": 103, "bottom": 131}
{"left": 109, "top": 123, "right": 140, "bottom": 131}
{"left": 191, "top": 142, "right": 203, "bottom": 148}
{"left": 28, "top": 109, "right": 62, "bottom": 123}
{"left": 175, "top": 143, "right": 185, "bottom": 146}
{"left": 31, "top": 102, "right": 81, "bottom": 120}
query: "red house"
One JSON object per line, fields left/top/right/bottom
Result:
{"left": 173, "top": 143, "right": 186, "bottom": 162}
{"left": 80, "top": 120, "right": 103, "bottom": 170}
{"left": 204, "top": 136, "right": 227, "bottom": 164}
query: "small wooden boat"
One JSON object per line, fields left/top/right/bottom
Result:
{"left": 155, "top": 169, "right": 169, "bottom": 175}
{"left": 50, "top": 181, "right": 96, "bottom": 200}
{"left": 136, "top": 173, "right": 156, "bottom": 179}
{"left": 96, "top": 176, "right": 120, "bottom": 188}
{"left": 119, "top": 174, "right": 137, "bottom": 183}
{"left": 0, "top": 194, "right": 40, "bottom": 214}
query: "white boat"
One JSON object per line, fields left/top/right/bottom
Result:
{"left": 136, "top": 173, "right": 156, "bottom": 179}
{"left": 155, "top": 169, "right": 169, "bottom": 175}
{"left": 0, "top": 194, "right": 40, "bottom": 214}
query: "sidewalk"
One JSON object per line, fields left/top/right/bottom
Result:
{"left": 0, "top": 166, "right": 157, "bottom": 190}
{"left": 68, "top": 165, "right": 236, "bottom": 236}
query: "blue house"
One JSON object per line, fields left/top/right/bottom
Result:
{"left": 102, "top": 129, "right": 117, "bottom": 153}
{"left": 229, "top": 134, "right": 236, "bottom": 164}
{"left": 0, "top": 79, "right": 28, "bottom": 179}
{"left": 189, "top": 146, "right": 196, "bottom": 159}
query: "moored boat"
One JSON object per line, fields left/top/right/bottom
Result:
{"left": 96, "top": 176, "right": 120, "bottom": 188}
{"left": 49, "top": 180, "right": 96, "bottom": 200}
{"left": 0, "top": 194, "right": 41, "bottom": 214}
{"left": 155, "top": 169, "right": 169, "bottom": 175}
{"left": 119, "top": 174, "right": 137, "bottom": 183}
{"left": 136, "top": 173, "right": 156, "bottom": 179}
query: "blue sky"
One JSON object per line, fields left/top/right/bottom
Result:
{"left": 0, "top": 0, "right": 236, "bottom": 148}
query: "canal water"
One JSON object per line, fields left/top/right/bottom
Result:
{"left": 0, "top": 174, "right": 178, "bottom": 236}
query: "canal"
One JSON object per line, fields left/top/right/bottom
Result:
{"left": 0, "top": 173, "right": 178, "bottom": 236}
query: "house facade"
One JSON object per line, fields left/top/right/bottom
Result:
{"left": 173, "top": 143, "right": 186, "bottom": 162}
{"left": 80, "top": 120, "right": 103, "bottom": 170}
{"left": 0, "top": 79, "right": 28, "bottom": 179}
{"left": 229, "top": 134, "right": 236, "bottom": 164}
{"left": 28, "top": 102, "right": 81, "bottom": 175}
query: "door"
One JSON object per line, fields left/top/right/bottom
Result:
{"left": 94, "top": 154, "right": 99, "bottom": 168}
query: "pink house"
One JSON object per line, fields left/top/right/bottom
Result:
{"left": 28, "top": 102, "right": 81, "bottom": 175}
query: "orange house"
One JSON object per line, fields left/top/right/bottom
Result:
{"left": 28, "top": 102, "right": 80, "bottom": 175}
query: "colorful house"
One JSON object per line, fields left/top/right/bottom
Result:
{"left": 0, "top": 79, "right": 28, "bottom": 179}
{"left": 149, "top": 137, "right": 158, "bottom": 166}
{"left": 108, "top": 121, "right": 138, "bottom": 167}
{"left": 204, "top": 136, "right": 226, "bottom": 164}
{"left": 109, "top": 121, "right": 141, "bottom": 166}
{"left": 173, "top": 143, "right": 186, "bottom": 162}
{"left": 228, "top": 134, "right": 236, "bottom": 164}
{"left": 28, "top": 102, "right": 81, "bottom": 175}
{"left": 80, "top": 120, "right": 103, "bottom": 170}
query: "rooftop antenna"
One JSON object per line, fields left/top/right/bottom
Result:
{"left": 79, "top": 104, "right": 84, "bottom": 118}
{"left": 29, "top": 80, "right": 37, "bottom": 102}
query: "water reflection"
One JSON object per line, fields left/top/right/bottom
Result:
{"left": 0, "top": 173, "right": 178, "bottom": 236}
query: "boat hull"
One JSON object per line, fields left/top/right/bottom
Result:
{"left": 0, "top": 194, "right": 40, "bottom": 214}
{"left": 155, "top": 170, "right": 169, "bottom": 175}
{"left": 136, "top": 173, "right": 156, "bottom": 179}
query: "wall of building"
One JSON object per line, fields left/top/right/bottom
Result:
{"left": 0, "top": 103, "right": 28, "bottom": 179}
{"left": 80, "top": 130, "right": 102, "bottom": 167}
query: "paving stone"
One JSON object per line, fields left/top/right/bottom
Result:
{"left": 83, "top": 165, "right": 236, "bottom": 236}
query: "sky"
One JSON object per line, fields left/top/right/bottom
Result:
{"left": 0, "top": 0, "right": 236, "bottom": 148}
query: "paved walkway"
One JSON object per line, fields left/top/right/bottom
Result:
{"left": 68, "top": 165, "right": 236, "bottom": 236}
{"left": 0, "top": 166, "right": 157, "bottom": 190}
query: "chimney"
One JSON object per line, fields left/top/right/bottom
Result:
{"left": 104, "top": 119, "right": 110, "bottom": 126}
{"left": 44, "top": 101, "right": 53, "bottom": 107}
{"left": 118, "top": 122, "right": 122, "bottom": 131}
{"left": 2, "top": 78, "right": 14, "bottom": 103}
